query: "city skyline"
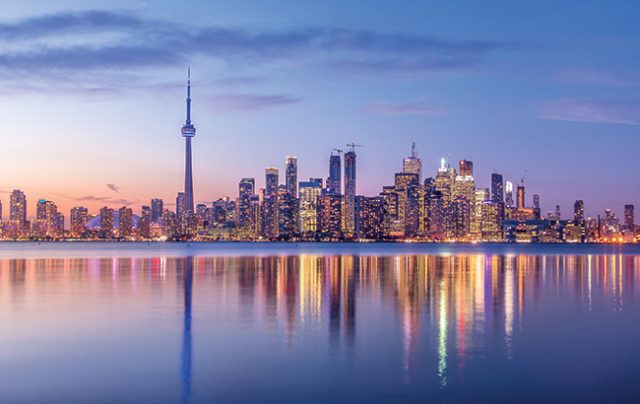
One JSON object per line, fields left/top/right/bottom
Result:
{"left": 1, "top": 1, "right": 639, "bottom": 217}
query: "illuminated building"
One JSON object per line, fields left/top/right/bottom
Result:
{"left": 35, "top": 199, "right": 60, "bottom": 238}
{"left": 139, "top": 206, "right": 151, "bottom": 239}
{"left": 327, "top": 152, "right": 341, "bottom": 195}
{"left": 195, "top": 203, "right": 208, "bottom": 231}
{"left": 343, "top": 149, "right": 357, "bottom": 235}
{"left": 176, "top": 192, "right": 185, "bottom": 221}
{"left": 516, "top": 185, "right": 525, "bottom": 209}
{"left": 360, "top": 196, "right": 385, "bottom": 239}
{"left": 99, "top": 207, "right": 114, "bottom": 238}
{"left": 285, "top": 156, "right": 298, "bottom": 197}
{"left": 265, "top": 167, "right": 279, "bottom": 196}
{"left": 435, "top": 158, "right": 455, "bottom": 206}
{"left": 402, "top": 142, "right": 422, "bottom": 183}
{"left": 70, "top": 206, "right": 88, "bottom": 237}
{"left": 481, "top": 200, "right": 502, "bottom": 241}
{"left": 9, "top": 189, "right": 27, "bottom": 230}
{"left": 162, "top": 210, "right": 178, "bottom": 238}
{"left": 624, "top": 204, "right": 635, "bottom": 232}
{"left": 299, "top": 180, "right": 322, "bottom": 235}
{"left": 451, "top": 196, "right": 471, "bottom": 239}
{"left": 150, "top": 198, "right": 163, "bottom": 223}
{"left": 533, "top": 194, "right": 540, "bottom": 210}
{"left": 474, "top": 188, "right": 489, "bottom": 239}
{"left": 277, "top": 186, "right": 298, "bottom": 239}
{"left": 238, "top": 178, "right": 255, "bottom": 228}
{"left": 459, "top": 159, "right": 473, "bottom": 177}
{"left": 425, "top": 184, "right": 445, "bottom": 240}
{"left": 317, "top": 194, "right": 342, "bottom": 239}
{"left": 260, "top": 195, "right": 278, "bottom": 239}
{"left": 574, "top": 200, "right": 585, "bottom": 225}
{"left": 180, "top": 68, "right": 196, "bottom": 216}
{"left": 118, "top": 206, "right": 133, "bottom": 238}
{"left": 491, "top": 173, "right": 504, "bottom": 202}
{"left": 394, "top": 172, "right": 420, "bottom": 237}
{"left": 453, "top": 173, "right": 475, "bottom": 238}
{"left": 381, "top": 186, "right": 400, "bottom": 238}
{"left": 505, "top": 181, "right": 514, "bottom": 209}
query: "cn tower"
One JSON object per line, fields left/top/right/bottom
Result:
{"left": 181, "top": 68, "right": 196, "bottom": 214}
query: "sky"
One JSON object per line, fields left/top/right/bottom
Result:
{"left": 0, "top": 0, "right": 639, "bottom": 219}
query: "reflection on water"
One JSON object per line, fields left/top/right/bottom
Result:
{"left": 1, "top": 252, "right": 640, "bottom": 402}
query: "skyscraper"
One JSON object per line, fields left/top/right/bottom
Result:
{"left": 265, "top": 168, "right": 279, "bottom": 196}
{"left": 459, "top": 160, "right": 473, "bottom": 177}
{"left": 574, "top": 200, "right": 585, "bottom": 225}
{"left": 285, "top": 156, "right": 298, "bottom": 197}
{"left": 505, "top": 181, "right": 514, "bottom": 208}
{"left": 328, "top": 152, "right": 341, "bottom": 195}
{"left": 151, "top": 199, "right": 163, "bottom": 223}
{"left": 491, "top": 173, "right": 504, "bottom": 203}
{"left": 238, "top": 178, "right": 255, "bottom": 228}
{"left": 70, "top": 206, "right": 88, "bottom": 238}
{"left": 10, "top": 189, "right": 27, "bottom": 226}
{"left": 118, "top": 206, "right": 133, "bottom": 238}
{"left": 99, "top": 207, "right": 114, "bottom": 238}
{"left": 516, "top": 185, "right": 525, "bottom": 209}
{"left": 299, "top": 180, "right": 322, "bottom": 235}
{"left": 343, "top": 149, "right": 357, "bottom": 234}
{"left": 181, "top": 68, "right": 196, "bottom": 214}
{"left": 624, "top": 204, "right": 635, "bottom": 232}
{"left": 403, "top": 142, "right": 422, "bottom": 183}
{"left": 533, "top": 194, "right": 540, "bottom": 210}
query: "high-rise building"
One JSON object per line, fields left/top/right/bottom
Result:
{"left": 99, "top": 207, "right": 114, "bottom": 238}
{"left": 624, "top": 204, "right": 635, "bottom": 232}
{"left": 491, "top": 173, "right": 504, "bottom": 203}
{"left": 265, "top": 167, "right": 279, "bottom": 196}
{"left": 402, "top": 142, "right": 422, "bottom": 183}
{"left": 453, "top": 173, "right": 475, "bottom": 238}
{"left": 139, "top": 205, "right": 151, "bottom": 239}
{"left": 277, "top": 186, "right": 298, "bottom": 238}
{"left": 10, "top": 189, "right": 27, "bottom": 226}
{"left": 176, "top": 192, "right": 185, "bottom": 220}
{"left": 360, "top": 196, "right": 385, "bottom": 240}
{"left": 516, "top": 185, "right": 525, "bottom": 209}
{"left": 238, "top": 178, "right": 255, "bottom": 228}
{"left": 394, "top": 172, "right": 420, "bottom": 237}
{"left": 70, "top": 207, "right": 88, "bottom": 237}
{"left": 533, "top": 194, "right": 540, "bottom": 210}
{"left": 343, "top": 149, "right": 357, "bottom": 235}
{"left": 285, "top": 156, "right": 298, "bottom": 197}
{"left": 260, "top": 195, "right": 278, "bottom": 239}
{"left": 180, "top": 68, "right": 196, "bottom": 215}
{"left": 459, "top": 160, "right": 473, "bottom": 177}
{"left": 118, "top": 207, "right": 133, "bottom": 238}
{"left": 505, "top": 181, "right": 514, "bottom": 208}
{"left": 151, "top": 199, "right": 163, "bottom": 223}
{"left": 299, "top": 180, "right": 322, "bottom": 235}
{"left": 574, "top": 200, "right": 585, "bottom": 225}
{"left": 474, "top": 188, "right": 489, "bottom": 239}
{"left": 36, "top": 199, "right": 59, "bottom": 237}
{"left": 481, "top": 200, "right": 503, "bottom": 241}
{"left": 317, "top": 194, "right": 342, "bottom": 239}
{"left": 162, "top": 210, "right": 178, "bottom": 238}
{"left": 327, "top": 152, "right": 341, "bottom": 195}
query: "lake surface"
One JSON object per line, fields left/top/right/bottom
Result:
{"left": 1, "top": 243, "right": 639, "bottom": 403}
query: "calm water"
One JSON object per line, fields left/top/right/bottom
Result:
{"left": 1, "top": 243, "right": 640, "bottom": 403}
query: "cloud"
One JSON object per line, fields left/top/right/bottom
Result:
{"left": 0, "top": 10, "right": 515, "bottom": 93}
{"left": 367, "top": 100, "right": 446, "bottom": 116}
{"left": 106, "top": 183, "right": 120, "bottom": 193}
{"left": 538, "top": 97, "right": 640, "bottom": 125}
{"left": 210, "top": 94, "right": 303, "bottom": 111}
{"left": 51, "top": 192, "right": 138, "bottom": 206}
{"left": 555, "top": 69, "right": 640, "bottom": 87}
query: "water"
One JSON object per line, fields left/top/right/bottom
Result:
{"left": 1, "top": 242, "right": 639, "bottom": 403}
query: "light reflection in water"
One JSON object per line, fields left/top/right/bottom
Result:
{"left": 2, "top": 252, "right": 640, "bottom": 401}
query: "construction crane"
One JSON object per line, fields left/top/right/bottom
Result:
{"left": 332, "top": 148, "right": 343, "bottom": 155}
{"left": 346, "top": 143, "right": 365, "bottom": 152}
{"left": 520, "top": 169, "right": 528, "bottom": 186}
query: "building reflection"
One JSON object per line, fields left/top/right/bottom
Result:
{"left": 2, "top": 252, "right": 640, "bottom": 391}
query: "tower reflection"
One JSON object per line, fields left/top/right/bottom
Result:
{"left": 181, "top": 256, "right": 193, "bottom": 404}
